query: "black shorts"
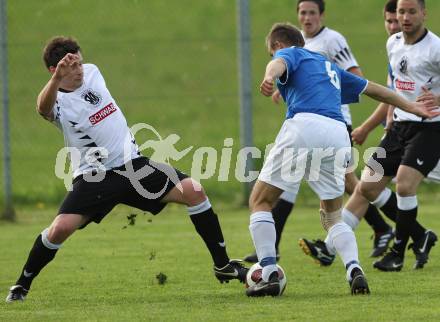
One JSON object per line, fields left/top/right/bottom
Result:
{"left": 368, "top": 121, "right": 440, "bottom": 177}
{"left": 58, "top": 157, "right": 188, "bottom": 228}
{"left": 346, "top": 125, "right": 353, "bottom": 147}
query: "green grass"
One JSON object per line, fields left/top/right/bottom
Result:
{"left": 1, "top": 204, "right": 440, "bottom": 321}
{"left": 3, "top": 0, "right": 440, "bottom": 206}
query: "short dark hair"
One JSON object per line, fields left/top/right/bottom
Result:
{"left": 266, "top": 22, "right": 305, "bottom": 50}
{"left": 397, "top": 0, "right": 425, "bottom": 9}
{"left": 384, "top": 0, "right": 397, "bottom": 15}
{"left": 43, "top": 36, "right": 81, "bottom": 69}
{"left": 297, "top": 0, "right": 325, "bottom": 14}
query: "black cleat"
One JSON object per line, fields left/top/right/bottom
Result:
{"left": 408, "top": 230, "right": 438, "bottom": 270}
{"left": 214, "top": 259, "right": 248, "bottom": 284}
{"left": 349, "top": 268, "right": 370, "bottom": 295}
{"left": 370, "top": 228, "right": 395, "bottom": 258}
{"left": 299, "top": 238, "right": 335, "bottom": 266}
{"left": 246, "top": 271, "right": 281, "bottom": 297}
{"left": 243, "top": 251, "right": 280, "bottom": 264}
{"left": 373, "top": 249, "right": 404, "bottom": 272}
{"left": 5, "top": 285, "right": 28, "bottom": 303}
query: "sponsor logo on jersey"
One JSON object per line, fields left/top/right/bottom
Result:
{"left": 81, "top": 89, "right": 102, "bottom": 106}
{"left": 89, "top": 102, "right": 117, "bottom": 125}
{"left": 395, "top": 79, "right": 415, "bottom": 91}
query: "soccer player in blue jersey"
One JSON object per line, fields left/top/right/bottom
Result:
{"left": 245, "top": 22, "right": 438, "bottom": 297}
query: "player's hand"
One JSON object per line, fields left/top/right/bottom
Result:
{"left": 416, "top": 86, "right": 439, "bottom": 107}
{"left": 413, "top": 101, "right": 440, "bottom": 119}
{"left": 260, "top": 77, "right": 275, "bottom": 97}
{"left": 351, "top": 126, "right": 369, "bottom": 145}
{"left": 271, "top": 90, "right": 282, "bottom": 104}
{"left": 53, "top": 53, "right": 81, "bottom": 81}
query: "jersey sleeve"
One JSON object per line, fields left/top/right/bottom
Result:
{"left": 327, "top": 31, "right": 359, "bottom": 71}
{"left": 274, "top": 48, "right": 300, "bottom": 84}
{"left": 339, "top": 68, "right": 368, "bottom": 104}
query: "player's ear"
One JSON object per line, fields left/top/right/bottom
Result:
{"left": 48, "top": 66, "right": 56, "bottom": 74}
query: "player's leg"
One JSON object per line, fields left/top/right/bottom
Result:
{"left": 243, "top": 187, "right": 297, "bottom": 263}
{"left": 246, "top": 180, "right": 284, "bottom": 296}
{"left": 6, "top": 214, "right": 89, "bottom": 303}
{"left": 161, "top": 177, "right": 247, "bottom": 283}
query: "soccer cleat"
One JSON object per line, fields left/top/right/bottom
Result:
{"left": 214, "top": 259, "right": 248, "bottom": 284}
{"left": 349, "top": 268, "right": 370, "bottom": 295}
{"left": 5, "top": 285, "right": 28, "bottom": 303}
{"left": 408, "top": 230, "right": 438, "bottom": 270}
{"left": 246, "top": 271, "right": 280, "bottom": 297}
{"left": 373, "top": 249, "right": 404, "bottom": 272}
{"left": 370, "top": 228, "right": 395, "bottom": 258}
{"left": 298, "top": 238, "right": 335, "bottom": 266}
{"left": 243, "top": 251, "right": 280, "bottom": 264}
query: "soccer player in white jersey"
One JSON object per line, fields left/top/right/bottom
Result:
{"left": 299, "top": 0, "right": 406, "bottom": 267}
{"left": 245, "top": 22, "right": 437, "bottom": 297}
{"left": 243, "top": 0, "right": 393, "bottom": 264}
{"left": 364, "top": 0, "right": 440, "bottom": 271}
{"left": 5, "top": 37, "right": 248, "bottom": 303}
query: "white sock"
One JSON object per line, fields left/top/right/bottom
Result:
{"left": 324, "top": 235, "right": 336, "bottom": 255}
{"left": 328, "top": 222, "right": 361, "bottom": 281}
{"left": 372, "top": 187, "right": 392, "bottom": 208}
{"left": 249, "top": 211, "right": 277, "bottom": 281}
{"left": 342, "top": 208, "right": 360, "bottom": 230}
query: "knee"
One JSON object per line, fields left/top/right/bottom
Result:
{"left": 249, "top": 191, "right": 271, "bottom": 213}
{"left": 180, "top": 178, "right": 207, "bottom": 207}
{"left": 320, "top": 208, "right": 342, "bottom": 231}
{"left": 47, "top": 221, "right": 74, "bottom": 244}
{"left": 396, "top": 181, "right": 415, "bottom": 197}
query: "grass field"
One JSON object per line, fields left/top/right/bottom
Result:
{"left": 1, "top": 203, "right": 440, "bottom": 322}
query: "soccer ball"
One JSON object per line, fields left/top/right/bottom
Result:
{"left": 245, "top": 262, "right": 287, "bottom": 296}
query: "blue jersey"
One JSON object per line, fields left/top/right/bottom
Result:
{"left": 274, "top": 47, "right": 368, "bottom": 123}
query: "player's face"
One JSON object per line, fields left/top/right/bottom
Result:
{"left": 297, "top": 1, "right": 323, "bottom": 38}
{"left": 384, "top": 12, "right": 400, "bottom": 35}
{"left": 397, "top": 0, "right": 425, "bottom": 36}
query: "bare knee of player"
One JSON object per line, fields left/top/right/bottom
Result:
{"left": 46, "top": 214, "right": 84, "bottom": 245}
{"left": 395, "top": 179, "right": 419, "bottom": 197}
{"left": 170, "top": 177, "right": 207, "bottom": 207}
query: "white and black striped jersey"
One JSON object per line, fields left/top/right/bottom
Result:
{"left": 52, "top": 63, "right": 140, "bottom": 178}
{"left": 302, "top": 27, "right": 359, "bottom": 125}
{"left": 387, "top": 30, "right": 440, "bottom": 122}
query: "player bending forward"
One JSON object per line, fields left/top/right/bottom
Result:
{"left": 245, "top": 22, "right": 438, "bottom": 297}
{"left": 5, "top": 37, "right": 247, "bottom": 303}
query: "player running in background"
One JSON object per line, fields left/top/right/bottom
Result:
{"left": 244, "top": 0, "right": 393, "bottom": 264}
{"left": 5, "top": 37, "right": 247, "bottom": 303}
{"left": 245, "top": 22, "right": 437, "bottom": 297}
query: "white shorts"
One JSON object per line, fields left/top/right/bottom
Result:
{"left": 259, "top": 113, "right": 351, "bottom": 200}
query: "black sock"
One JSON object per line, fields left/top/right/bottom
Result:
{"left": 16, "top": 234, "right": 58, "bottom": 290}
{"left": 189, "top": 208, "right": 230, "bottom": 268}
{"left": 272, "top": 199, "right": 294, "bottom": 251}
{"left": 379, "top": 191, "right": 397, "bottom": 222}
{"left": 363, "top": 204, "right": 391, "bottom": 234}
{"left": 393, "top": 207, "right": 418, "bottom": 255}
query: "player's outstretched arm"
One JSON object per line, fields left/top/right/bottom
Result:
{"left": 260, "top": 58, "right": 286, "bottom": 97}
{"left": 363, "top": 81, "right": 440, "bottom": 119}
{"left": 351, "top": 102, "right": 389, "bottom": 145}
{"left": 37, "top": 53, "right": 79, "bottom": 121}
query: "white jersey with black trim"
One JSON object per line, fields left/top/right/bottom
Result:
{"left": 52, "top": 63, "right": 140, "bottom": 178}
{"left": 302, "top": 27, "right": 359, "bottom": 125}
{"left": 387, "top": 30, "right": 440, "bottom": 122}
